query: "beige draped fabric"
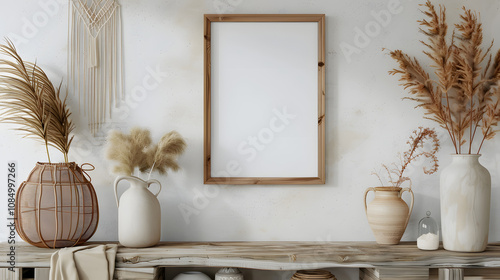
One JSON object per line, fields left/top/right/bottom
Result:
{"left": 49, "top": 244, "right": 118, "bottom": 280}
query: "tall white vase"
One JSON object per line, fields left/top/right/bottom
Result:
{"left": 114, "top": 175, "right": 162, "bottom": 248}
{"left": 440, "top": 154, "right": 491, "bottom": 252}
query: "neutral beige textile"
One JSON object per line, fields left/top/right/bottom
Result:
{"left": 49, "top": 244, "right": 118, "bottom": 280}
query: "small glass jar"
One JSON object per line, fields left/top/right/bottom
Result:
{"left": 417, "top": 211, "right": 439, "bottom": 250}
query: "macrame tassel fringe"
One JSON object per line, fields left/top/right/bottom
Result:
{"left": 68, "top": 0, "right": 124, "bottom": 135}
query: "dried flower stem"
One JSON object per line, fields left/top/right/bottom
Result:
{"left": 373, "top": 127, "right": 440, "bottom": 188}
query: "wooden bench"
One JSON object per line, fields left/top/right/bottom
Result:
{"left": 2, "top": 242, "right": 500, "bottom": 280}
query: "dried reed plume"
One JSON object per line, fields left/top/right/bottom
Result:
{"left": 388, "top": 1, "right": 500, "bottom": 154}
{"left": 106, "top": 127, "right": 187, "bottom": 177}
{"left": 373, "top": 127, "right": 440, "bottom": 188}
{"left": 0, "top": 39, "right": 74, "bottom": 162}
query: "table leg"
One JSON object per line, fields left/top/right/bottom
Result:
{"left": 0, "top": 268, "right": 21, "bottom": 280}
{"left": 34, "top": 268, "right": 50, "bottom": 280}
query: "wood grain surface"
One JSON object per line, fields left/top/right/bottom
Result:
{"left": 2, "top": 242, "right": 500, "bottom": 270}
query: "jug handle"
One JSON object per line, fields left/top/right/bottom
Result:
{"left": 147, "top": 179, "right": 162, "bottom": 197}
{"left": 400, "top": 188, "right": 414, "bottom": 229}
{"left": 363, "top": 187, "right": 375, "bottom": 215}
{"left": 114, "top": 176, "right": 130, "bottom": 207}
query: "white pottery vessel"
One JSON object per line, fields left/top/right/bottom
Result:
{"left": 364, "top": 187, "right": 414, "bottom": 245}
{"left": 440, "top": 154, "right": 491, "bottom": 252}
{"left": 173, "top": 271, "right": 212, "bottom": 280}
{"left": 114, "top": 175, "right": 162, "bottom": 248}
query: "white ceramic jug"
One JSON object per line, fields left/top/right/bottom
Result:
{"left": 114, "top": 175, "right": 162, "bottom": 247}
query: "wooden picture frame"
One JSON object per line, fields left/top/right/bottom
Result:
{"left": 204, "top": 14, "right": 325, "bottom": 185}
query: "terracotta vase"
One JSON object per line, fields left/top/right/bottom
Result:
{"left": 440, "top": 154, "right": 491, "bottom": 252}
{"left": 114, "top": 175, "right": 162, "bottom": 247}
{"left": 364, "top": 187, "right": 414, "bottom": 245}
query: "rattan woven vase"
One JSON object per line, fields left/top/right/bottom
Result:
{"left": 291, "top": 269, "right": 337, "bottom": 280}
{"left": 15, "top": 162, "right": 99, "bottom": 248}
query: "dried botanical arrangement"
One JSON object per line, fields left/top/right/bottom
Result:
{"left": 388, "top": 0, "right": 500, "bottom": 154}
{"left": 0, "top": 40, "right": 74, "bottom": 163}
{"left": 68, "top": 0, "right": 123, "bottom": 134}
{"left": 106, "top": 127, "right": 187, "bottom": 178}
{"left": 373, "top": 127, "right": 440, "bottom": 188}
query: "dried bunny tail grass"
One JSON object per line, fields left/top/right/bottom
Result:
{"left": 145, "top": 131, "right": 187, "bottom": 176}
{"left": 129, "top": 127, "right": 152, "bottom": 172}
{"left": 129, "top": 127, "right": 152, "bottom": 150}
{"left": 106, "top": 130, "right": 134, "bottom": 175}
{"left": 156, "top": 131, "right": 186, "bottom": 158}
{"left": 107, "top": 127, "right": 187, "bottom": 177}
{"left": 139, "top": 146, "right": 155, "bottom": 173}
{"left": 152, "top": 156, "right": 180, "bottom": 175}
{"left": 0, "top": 39, "right": 74, "bottom": 162}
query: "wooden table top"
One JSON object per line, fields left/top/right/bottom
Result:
{"left": 2, "top": 241, "right": 500, "bottom": 270}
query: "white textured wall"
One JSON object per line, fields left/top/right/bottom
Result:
{"left": 1, "top": 0, "right": 500, "bottom": 279}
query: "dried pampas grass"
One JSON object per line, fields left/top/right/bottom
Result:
{"left": 106, "top": 127, "right": 186, "bottom": 177}
{"left": 388, "top": 1, "right": 500, "bottom": 154}
{"left": 141, "top": 131, "right": 186, "bottom": 174}
{"left": 0, "top": 39, "right": 74, "bottom": 162}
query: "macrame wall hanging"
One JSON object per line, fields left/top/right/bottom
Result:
{"left": 68, "top": 0, "right": 123, "bottom": 134}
